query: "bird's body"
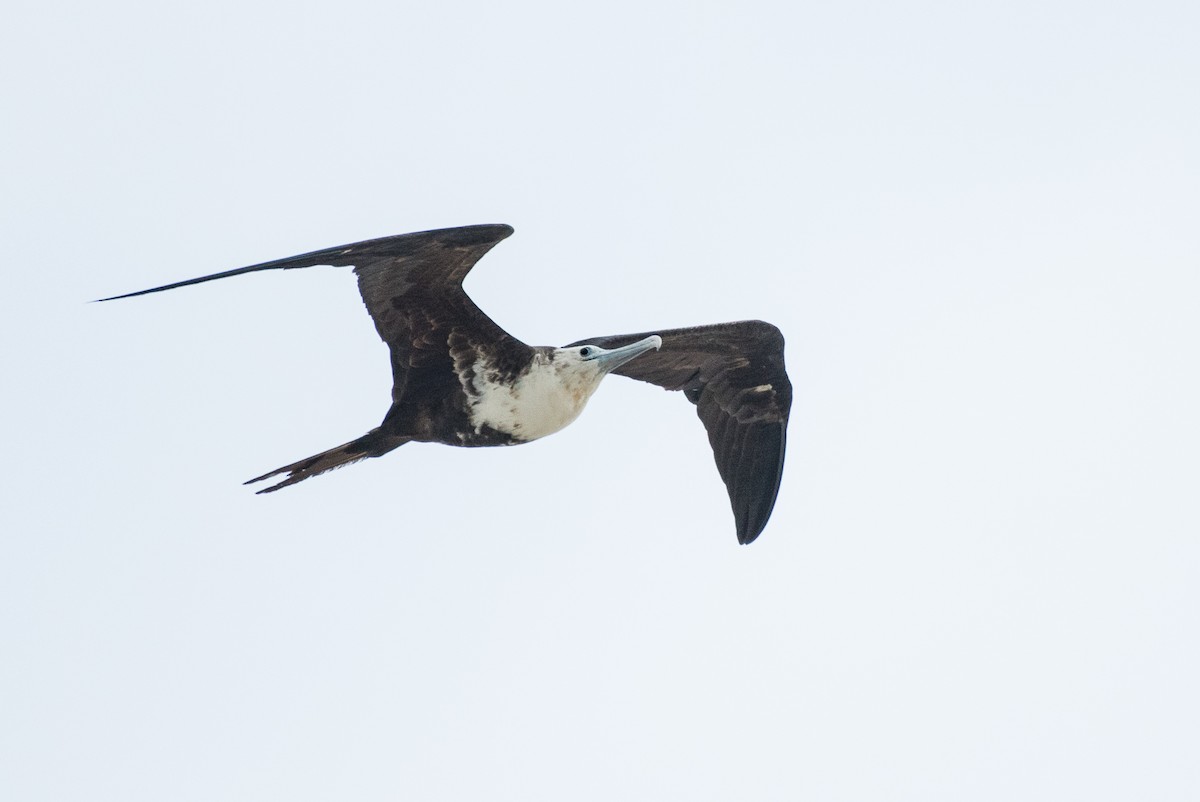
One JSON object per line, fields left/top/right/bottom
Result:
{"left": 100, "top": 224, "right": 792, "bottom": 543}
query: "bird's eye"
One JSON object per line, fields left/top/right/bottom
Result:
{"left": 579, "top": 347, "right": 594, "bottom": 358}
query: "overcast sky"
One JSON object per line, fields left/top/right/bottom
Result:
{"left": 3, "top": 1, "right": 1198, "bottom": 799}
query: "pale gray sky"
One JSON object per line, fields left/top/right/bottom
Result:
{"left": 3, "top": 1, "right": 1198, "bottom": 799}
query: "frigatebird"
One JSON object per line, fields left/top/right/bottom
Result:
{"left": 99, "top": 224, "right": 792, "bottom": 544}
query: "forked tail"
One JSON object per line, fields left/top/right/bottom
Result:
{"left": 245, "top": 429, "right": 409, "bottom": 493}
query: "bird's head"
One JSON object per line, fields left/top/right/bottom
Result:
{"left": 549, "top": 334, "right": 662, "bottom": 395}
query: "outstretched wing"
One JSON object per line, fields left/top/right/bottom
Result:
{"left": 567, "top": 320, "right": 791, "bottom": 544}
{"left": 97, "top": 224, "right": 531, "bottom": 406}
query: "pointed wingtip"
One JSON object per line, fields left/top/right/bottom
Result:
{"left": 737, "top": 521, "right": 767, "bottom": 545}
{"left": 92, "top": 290, "right": 143, "bottom": 303}
{"left": 245, "top": 474, "right": 287, "bottom": 494}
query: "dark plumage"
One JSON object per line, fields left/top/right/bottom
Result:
{"left": 566, "top": 322, "right": 791, "bottom": 544}
{"left": 99, "top": 224, "right": 792, "bottom": 543}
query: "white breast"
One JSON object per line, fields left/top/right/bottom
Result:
{"left": 464, "top": 356, "right": 599, "bottom": 441}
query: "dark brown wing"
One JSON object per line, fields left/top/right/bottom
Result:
{"left": 97, "top": 224, "right": 532, "bottom": 407}
{"left": 567, "top": 320, "right": 791, "bottom": 544}
{"left": 347, "top": 226, "right": 532, "bottom": 405}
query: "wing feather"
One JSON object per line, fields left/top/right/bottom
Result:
{"left": 567, "top": 320, "right": 792, "bottom": 544}
{"left": 97, "top": 224, "right": 531, "bottom": 407}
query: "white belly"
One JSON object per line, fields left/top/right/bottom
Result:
{"left": 465, "top": 362, "right": 595, "bottom": 441}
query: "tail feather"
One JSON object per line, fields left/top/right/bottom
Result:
{"left": 245, "top": 429, "right": 408, "bottom": 493}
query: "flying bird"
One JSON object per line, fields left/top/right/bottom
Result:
{"left": 99, "top": 224, "right": 792, "bottom": 543}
